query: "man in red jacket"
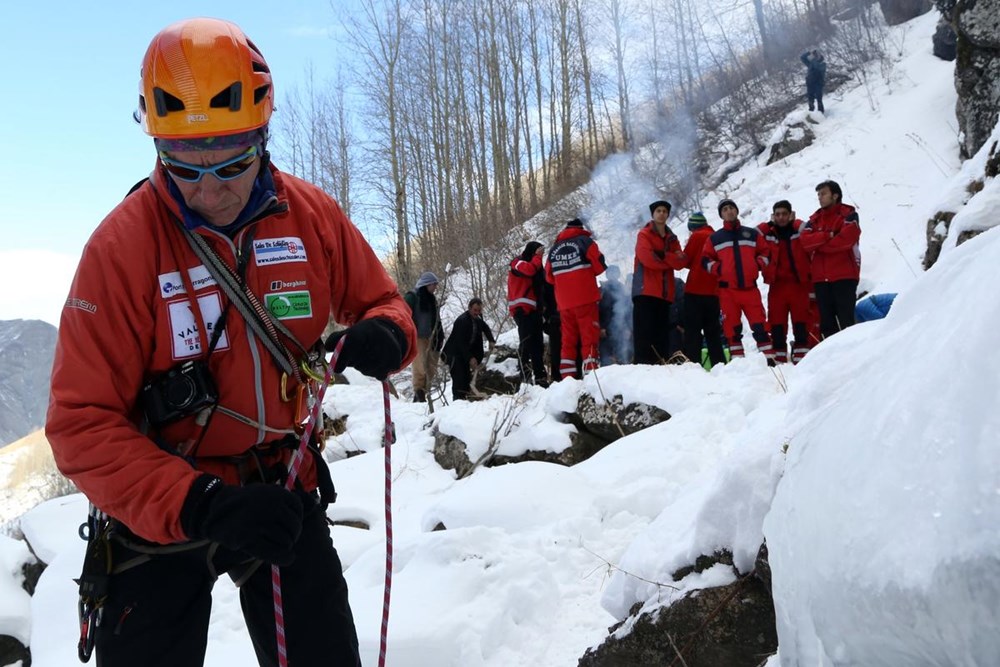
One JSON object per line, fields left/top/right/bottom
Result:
{"left": 632, "top": 200, "right": 688, "bottom": 364}
{"left": 546, "top": 218, "right": 607, "bottom": 378}
{"left": 799, "top": 180, "right": 861, "bottom": 339}
{"left": 46, "top": 19, "right": 414, "bottom": 667}
{"left": 507, "top": 241, "right": 548, "bottom": 386}
{"left": 682, "top": 212, "right": 726, "bottom": 367}
{"left": 702, "top": 199, "right": 774, "bottom": 362}
{"left": 758, "top": 200, "right": 813, "bottom": 363}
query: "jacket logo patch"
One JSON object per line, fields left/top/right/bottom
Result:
{"left": 167, "top": 291, "right": 229, "bottom": 360}
{"left": 254, "top": 237, "right": 308, "bottom": 266}
{"left": 158, "top": 265, "right": 218, "bottom": 298}
{"left": 64, "top": 297, "right": 98, "bottom": 315}
{"left": 265, "top": 290, "right": 313, "bottom": 320}
{"left": 270, "top": 279, "right": 307, "bottom": 291}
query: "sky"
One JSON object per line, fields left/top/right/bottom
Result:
{"left": 0, "top": 2, "right": 350, "bottom": 325}
{"left": 3, "top": 10, "right": 999, "bottom": 666}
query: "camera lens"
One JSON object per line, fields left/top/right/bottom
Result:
{"left": 164, "top": 375, "right": 198, "bottom": 411}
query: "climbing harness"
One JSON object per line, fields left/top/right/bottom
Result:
{"left": 76, "top": 505, "right": 112, "bottom": 662}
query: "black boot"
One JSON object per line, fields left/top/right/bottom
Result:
{"left": 413, "top": 389, "right": 426, "bottom": 403}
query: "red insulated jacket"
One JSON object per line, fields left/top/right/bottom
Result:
{"left": 799, "top": 203, "right": 861, "bottom": 282}
{"left": 545, "top": 227, "right": 606, "bottom": 310}
{"left": 701, "top": 220, "right": 769, "bottom": 289}
{"left": 46, "top": 163, "right": 416, "bottom": 545}
{"left": 507, "top": 254, "right": 543, "bottom": 316}
{"left": 682, "top": 225, "right": 719, "bottom": 296}
{"left": 632, "top": 222, "right": 687, "bottom": 302}
{"left": 757, "top": 219, "right": 811, "bottom": 285}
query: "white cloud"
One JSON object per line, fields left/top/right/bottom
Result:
{"left": 0, "top": 250, "right": 80, "bottom": 327}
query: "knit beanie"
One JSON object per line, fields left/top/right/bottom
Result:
{"left": 649, "top": 200, "right": 671, "bottom": 215}
{"left": 717, "top": 198, "right": 739, "bottom": 217}
{"left": 414, "top": 271, "right": 440, "bottom": 289}
{"left": 687, "top": 211, "right": 708, "bottom": 232}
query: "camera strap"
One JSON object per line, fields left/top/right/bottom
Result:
{"left": 175, "top": 220, "right": 311, "bottom": 386}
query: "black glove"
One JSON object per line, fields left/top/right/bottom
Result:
{"left": 181, "top": 475, "right": 305, "bottom": 565}
{"left": 324, "top": 318, "right": 407, "bottom": 380}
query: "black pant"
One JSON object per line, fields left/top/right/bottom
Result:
{"left": 449, "top": 357, "right": 473, "bottom": 400}
{"left": 96, "top": 500, "right": 360, "bottom": 667}
{"left": 682, "top": 293, "right": 726, "bottom": 366}
{"left": 814, "top": 279, "right": 858, "bottom": 339}
{"left": 807, "top": 82, "right": 824, "bottom": 112}
{"left": 514, "top": 309, "right": 546, "bottom": 384}
{"left": 632, "top": 295, "right": 672, "bottom": 364}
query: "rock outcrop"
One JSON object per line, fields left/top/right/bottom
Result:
{"left": 0, "top": 320, "right": 57, "bottom": 448}
{"left": 579, "top": 548, "right": 777, "bottom": 667}
{"left": 952, "top": 0, "right": 1000, "bottom": 158}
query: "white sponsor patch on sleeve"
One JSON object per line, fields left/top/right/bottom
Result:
{"left": 253, "top": 237, "right": 308, "bottom": 266}
{"left": 167, "top": 291, "right": 229, "bottom": 360}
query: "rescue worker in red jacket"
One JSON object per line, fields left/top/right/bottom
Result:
{"left": 799, "top": 180, "right": 862, "bottom": 339}
{"left": 46, "top": 19, "right": 415, "bottom": 667}
{"left": 681, "top": 212, "right": 726, "bottom": 367}
{"left": 702, "top": 199, "right": 774, "bottom": 361}
{"left": 632, "top": 200, "right": 688, "bottom": 364}
{"left": 507, "top": 241, "right": 548, "bottom": 386}
{"left": 757, "top": 200, "right": 813, "bottom": 363}
{"left": 546, "top": 218, "right": 607, "bottom": 377}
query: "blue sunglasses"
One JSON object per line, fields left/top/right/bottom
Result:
{"left": 159, "top": 146, "right": 259, "bottom": 183}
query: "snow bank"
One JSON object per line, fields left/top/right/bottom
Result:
{"left": 764, "top": 227, "right": 1000, "bottom": 666}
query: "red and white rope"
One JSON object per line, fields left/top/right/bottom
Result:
{"left": 272, "top": 336, "right": 344, "bottom": 667}
{"left": 378, "top": 380, "right": 393, "bottom": 667}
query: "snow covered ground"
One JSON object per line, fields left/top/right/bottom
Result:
{"left": 2, "top": 10, "right": 998, "bottom": 667}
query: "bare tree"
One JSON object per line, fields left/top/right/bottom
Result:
{"left": 347, "top": 0, "right": 413, "bottom": 286}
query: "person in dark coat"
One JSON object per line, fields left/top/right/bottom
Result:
{"left": 507, "top": 241, "right": 548, "bottom": 386}
{"left": 598, "top": 264, "right": 632, "bottom": 364}
{"left": 682, "top": 211, "right": 726, "bottom": 368}
{"left": 801, "top": 49, "right": 827, "bottom": 113}
{"left": 403, "top": 271, "right": 444, "bottom": 402}
{"left": 442, "top": 298, "right": 496, "bottom": 400}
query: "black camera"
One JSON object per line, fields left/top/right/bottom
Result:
{"left": 140, "top": 359, "right": 218, "bottom": 428}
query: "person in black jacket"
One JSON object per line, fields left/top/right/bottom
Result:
{"left": 442, "top": 298, "right": 496, "bottom": 400}
{"left": 403, "top": 271, "right": 444, "bottom": 402}
{"left": 598, "top": 264, "right": 632, "bottom": 364}
{"left": 801, "top": 49, "right": 827, "bottom": 113}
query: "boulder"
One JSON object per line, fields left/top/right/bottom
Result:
{"left": 566, "top": 393, "right": 671, "bottom": 445}
{"left": 933, "top": 16, "right": 957, "bottom": 61}
{"left": 767, "top": 122, "right": 816, "bottom": 165}
{"left": 432, "top": 426, "right": 476, "bottom": 478}
{"left": 433, "top": 392, "right": 670, "bottom": 474}
{"left": 579, "top": 549, "right": 777, "bottom": 667}
{"left": 954, "top": 0, "right": 1000, "bottom": 158}
{"left": 877, "top": 0, "right": 932, "bottom": 25}
{"left": 923, "top": 210, "right": 955, "bottom": 270}
{"left": 0, "top": 635, "right": 30, "bottom": 667}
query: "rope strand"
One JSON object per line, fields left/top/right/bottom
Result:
{"left": 271, "top": 336, "right": 345, "bottom": 667}
{"left": 379, "top": 380, "right": 394, "bottom": 667}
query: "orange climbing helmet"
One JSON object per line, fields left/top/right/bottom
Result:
{"left": 137, "top": 18, "right": 273, "bottom": 139}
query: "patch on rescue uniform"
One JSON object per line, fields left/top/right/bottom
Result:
{"left": 265, "top": 290, "right": 313, "bottom": 320}
{"left": 167, "top": 291, "right": 230, "bottom": 359}
{"left": 253, "top": 237, "right": 308, "bottom": 265}
{"left": 158, "top": 266, "right": 218, "bottom": 298}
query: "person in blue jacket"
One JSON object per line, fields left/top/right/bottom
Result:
{"left": 801, "top": 50, "right": 827, "bottom": 113}
{"left": 855, "top": 293, "right": 897, "bottom": 323}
